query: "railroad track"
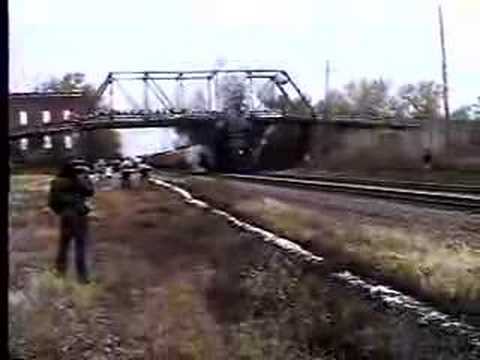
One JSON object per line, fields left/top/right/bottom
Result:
{"left": 219, "top": 173, "right": 480, "bottom": 212}
{"left": 259, "top": 172, "right": 480, "bottom": 194}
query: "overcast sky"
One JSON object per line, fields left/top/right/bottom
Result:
{"left": 9, "top": 0, "right": 479, "bottom": 155}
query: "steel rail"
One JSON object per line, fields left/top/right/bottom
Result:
{"left": 258, "top": 172, "right": 480, "bottom": 195}
{"left": 219, "top": 173, "right": 480, "bottom": 211}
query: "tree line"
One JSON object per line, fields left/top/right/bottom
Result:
{"left": 319, "top": 79, "right": 479, "bottom": 121}
{"left": 260, "top": 77, "right": 479, "bottom": 121}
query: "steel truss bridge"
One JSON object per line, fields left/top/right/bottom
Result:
{"left": 9, "top": 69, "right": 318, "bottom": 140}
{"left": 9, "top": 69, "right": 422, "bottom": 171}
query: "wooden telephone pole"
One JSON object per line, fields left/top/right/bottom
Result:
{"left": 324, "top": 60, "right": 331, "bottom": 121}
{"left": 438, "top": 4, "right": 451, "bottom": 149}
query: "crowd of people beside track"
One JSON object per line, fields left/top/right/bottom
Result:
{"left": 84, "top": 156, "right": 153, "bottom": 188}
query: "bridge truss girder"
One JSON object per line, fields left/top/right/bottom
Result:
{"left": 93, "top": 69, "right": 316, "bottom": 119}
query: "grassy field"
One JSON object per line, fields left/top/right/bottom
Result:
{"left": 8, "top": 175, "right": 474, "bottom": 359}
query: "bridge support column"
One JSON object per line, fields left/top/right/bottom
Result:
{"left": 207, "top": 77, "right": 213, "bottom": 111}
{"left": 74, "top": 131, "right": 86, "bottom": 160}
{"left": 143, "top": 72, "right": 149, "bottom": 112}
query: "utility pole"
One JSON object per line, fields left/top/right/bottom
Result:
{"left": 438, "top": 4, "right": 451, "bottom": 150}
{"left": 324, "top": 60, "right": 330, "bottom": 121}
{"left": 143, "top": 72, "right": 149, "bottom": 112}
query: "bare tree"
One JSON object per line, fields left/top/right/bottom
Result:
{"left": 397, "top": 81, "right": 443, "bottom": 119}
{"left": 343, "top": 78, "right": 396, "bottom": 117}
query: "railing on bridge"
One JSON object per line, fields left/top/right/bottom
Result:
{"left": 94, "top": 69, "right": 315, "bottom": 118}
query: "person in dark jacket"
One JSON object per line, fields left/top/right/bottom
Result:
{"left": 422, "top": 148, "right": 432, "bottom": 170}
{"left": 138, "top": 162, "right": 153, "bottom": 183}
{"left": 120, "top": 158, "right": 135, "bottom": 189}
{"left": 48, "top": 161, "right": 95, "bottom": 283}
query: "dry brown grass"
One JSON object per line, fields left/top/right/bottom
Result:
{"left": 144, "top": 275, "right": 225, "bottom": 360}
{"left": 207, "top": 236, "right": 464, "bottom": 360}
{"left": 337, "top": 225, "right": 480, "bottom": 304}
{"left": 63, "top": 187, "right": 231, "bottom": 358}
{"left": 236, "top": 198, "right": 317, "bottom": 243}
{"left": 9, "top": 269, "right": 106, "bottom": 359}
{"left": 186, "top": 177, "right": 480, "bottom": 315}
{"left": 9, "top": 175, "right": 110, "bottom": 358}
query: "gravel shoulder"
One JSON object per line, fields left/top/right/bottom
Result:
{"left": 277, "top": 168, "right": 480, "bottom": 185}
{"left": 227, "top": 179, "right": 480, "bottom": 249}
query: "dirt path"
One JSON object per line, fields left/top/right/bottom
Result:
{"left": 91, "top": 187, "right": 228, "bottom": 359}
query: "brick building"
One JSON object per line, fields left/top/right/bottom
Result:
{"left": 9, "top": 92, "right": 91, "bottom": 164}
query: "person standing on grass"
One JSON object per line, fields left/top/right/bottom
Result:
{"left": 120, "top": 157, "right": 134, "bottom": 189}
{"left": 423, "top": 148, "right": 432, "bottom": 170}
{"left": 48, "top": 160, "right": 95, "bottom": 284}
{"left": 138, "top": 161, "right": 153, "bottom": 183}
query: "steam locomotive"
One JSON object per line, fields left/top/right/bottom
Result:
{"left": 147, "top": 118, "right": 256, "bottom": 173}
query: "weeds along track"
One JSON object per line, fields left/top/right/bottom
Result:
{"left": 150, "top": 175, "right": 480, "bottom": 356}
{"left": 220, "top": 173, "right": 480, "bottom": 212}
